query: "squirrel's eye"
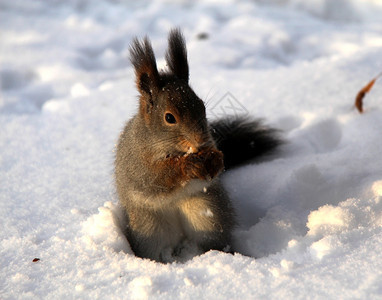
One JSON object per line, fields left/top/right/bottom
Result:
{"left": 165, "top": 113, "right": 177, "bottom": 124}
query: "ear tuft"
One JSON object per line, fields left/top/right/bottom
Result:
{"left": 130, "top": 37, "right": 160, "bottom": 97}
{"left": 165, "top": 28, "right": 189, "bottom": 82}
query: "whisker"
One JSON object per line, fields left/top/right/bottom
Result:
{"left": 203, "top": 88, "right": 218, "bottom": 108}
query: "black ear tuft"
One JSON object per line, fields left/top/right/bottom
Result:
{"left": 165, "top": 28, "right": 189, "bottom": 82}
{"left": 129, "top": 37, "right": 160, "bottom": 98}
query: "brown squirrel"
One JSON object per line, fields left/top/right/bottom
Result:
{"left": 115, "top": 29, "right": 281, "bottom": 263}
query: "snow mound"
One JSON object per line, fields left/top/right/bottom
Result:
{"left": 306, "top": 196, "right": 382, "bottom": 260}
{"left": 80, "top": 201, "right": 132, "bottom": 255}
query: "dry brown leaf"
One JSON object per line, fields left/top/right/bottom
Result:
{"left": 355, "top": 73, "right": 382, "bottom": 113}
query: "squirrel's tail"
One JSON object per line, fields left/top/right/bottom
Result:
{"left": 209, "top": 117, "right": 283, "bottom": 170}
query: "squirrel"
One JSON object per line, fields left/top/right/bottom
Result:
{"left": 114, "top": 28, "right": 282, "bottom": 263}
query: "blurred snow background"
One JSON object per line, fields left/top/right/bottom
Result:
{"left": 1, "top": 0, "right": 382, "bottom": 298}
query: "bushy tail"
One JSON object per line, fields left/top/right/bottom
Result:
{"left": 209, "top": 117, "right": 283, "bottom": 170}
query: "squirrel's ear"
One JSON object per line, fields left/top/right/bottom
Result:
{"left": 165, "top": 28, "right": 189, "bottom": 82}
{"left": 130, "top": 37, "right": 160, "bottom": 103}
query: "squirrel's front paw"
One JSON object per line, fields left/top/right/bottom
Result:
{"left": 200, "top": 148, "right": 224, "bottom": 179}
{"left": 184, "top": 148, "right": 224, "bottom": 180}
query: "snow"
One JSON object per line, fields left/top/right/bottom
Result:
{"left": 1, "top": 0, "right": 382, "bottom": 298}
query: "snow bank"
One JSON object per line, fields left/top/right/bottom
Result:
{"left": 1, "top": 0, "right": 382, "bottom": 299}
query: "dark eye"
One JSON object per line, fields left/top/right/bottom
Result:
{"left": 165, "top": 113, "right": 177, "bottom": 124}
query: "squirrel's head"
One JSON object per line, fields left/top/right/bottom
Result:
{"left": 130, "top": 29, "right": 212, "bottom": 156}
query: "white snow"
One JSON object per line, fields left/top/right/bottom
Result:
{"left": 1, "top": 0, "right": 382, "bottom": 299}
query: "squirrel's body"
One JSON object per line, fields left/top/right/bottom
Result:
{"left": 115, "top": 116, "right": 235, "bottom": 262}
{"left": 115, "top": 29, "right": 281, "bottom": 262}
